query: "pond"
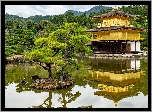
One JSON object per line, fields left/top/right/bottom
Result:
{"left": 5, "top": 57, "right": 148, "bottom": 108}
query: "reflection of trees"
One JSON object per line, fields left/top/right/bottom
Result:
{"left": 54, "top": 86, "right": 81, "bottom": 108}
{"left": 5, "top": 63, "right": 82, "bottom": 108}
{"left": 130, "top": 82, "right": 148, "bottom": 96}
{"left": 73, "top": 75, "right": 87, "bottom": 87}
{"left": 5, "top": 63, "right": 35, "bottom": 92}
{"left": 5, "top": 63, "right": 48, "bottom": 92}
{"left": 5, "top": 64, "right": 23, "bottom": 86}
{"left": 140, "top": 59, "right": 148, "bottom": 79}
{"left": 32, "top": 90, "right": 53, "bottom": 108}
{"left": 31, "top": 85, "right": 81, "bottom": 108}
{"left": 130, "top": 59, "right": 148, "bottom": 96}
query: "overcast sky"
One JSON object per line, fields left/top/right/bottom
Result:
{"left": 5, "top": 5, "right": 128, "bottom": 18}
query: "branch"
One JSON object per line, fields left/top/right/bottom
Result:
{"left": 52, "top": 49, "right": 60, "bottom": 57}
{"left": 39, "top": 62, "right": 49, "bottom": 70}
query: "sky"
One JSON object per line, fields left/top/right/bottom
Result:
{"left": 5, "top": 5, "right": 128, "bottom": 18}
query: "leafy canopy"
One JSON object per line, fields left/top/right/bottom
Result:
{"left": 24, "top": 22, "right": 92, "bottom": 77}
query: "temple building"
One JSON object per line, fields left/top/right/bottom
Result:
{"left": 87, "top": 6, "right": 146, "bottom": 54}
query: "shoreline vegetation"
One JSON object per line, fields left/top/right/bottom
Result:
{"left": 5, "top": 50, "right": 148, "bottom": 64}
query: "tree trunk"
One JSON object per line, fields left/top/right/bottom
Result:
{"left": 8, "top": 29, "right": 11, "bottom": 38}
{"left": 48, "top": 64, "right": 52, "bottom": 78}
{"left": 39, "top": 62, "right": 53, "bottom": 78}
{"left": 61, "top": 63, "right": 67, "bottom": 79}
{"left": 45, "top": 63, "right": 52, "bottom": 78}
{"left": 48, "top": 67, "right": 52, "bottom": 78}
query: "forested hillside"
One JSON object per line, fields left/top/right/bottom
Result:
{"left": 5, "top": 13, "right": 53, "bottom": 24}
{"left": 64, "top": 5, "right": 112, "bottom": 16}
{"left": 5, "top": 5, "right": 148, "bottom": 58}
{"left": 5, "top": 5, "right": 112, "bottom": 23}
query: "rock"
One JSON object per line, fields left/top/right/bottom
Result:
{"left": 31, "top": 75, "right": 40, "bottom": 82}
{"left": 31, "top": 76, "right": 73, "bottom": 90}
{"left": 20, "top": 78, "right": 26, "bottom": 85}
{"left": 6, "top": 54, "right": 25, "bottom": 63}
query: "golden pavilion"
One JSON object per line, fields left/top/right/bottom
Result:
{"left": 87, "top": 6, "right": 146, "bottom": 54}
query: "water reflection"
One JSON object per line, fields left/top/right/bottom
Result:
{"left": 85, "top": 58, "right": 148, "bottom": 107}
{"left": 31, "top": 86, "right": 81, "bottom": 108}
{"left": 5, "top": 58, "right": 148, "bottom": 108}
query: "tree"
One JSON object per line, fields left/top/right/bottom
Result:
{"left": 5, "top": 26, "right": 36, "bottom": 58}
{"left": 50, "top": 22, "right": 92, "bottom": 78}
{"left": 50, "top": 14, "right": 66, "bottom": 27}
{"left": 13, "top": 28, "right": 36, "bottom": 51}
{"left": 5, "top": 20, "right": 14, "bottom": 37}
{"left": 24, "top": 37, "right": 65, "bottom": 78}
{"left": 35, "top": 20, "right": 54, "bottom": 38}
{"left": 13, "top": 20, "right": 24, "bottom": 29}
{"left": 26, "top": 20, "right": 35, "bottom": 29}
{"left": 65, "top": 12, "right": 76, "bottom": 23}
{"left": 24, "top": 22, "right": 92, "bottom": 78}
{"left": 25, "top": 19, "right": 37, "bottom": 34}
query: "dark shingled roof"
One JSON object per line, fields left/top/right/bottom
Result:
{"left": 94, "top": 10, "right": 137, "bottom": 19}
{"left": 86, "top": 26, "right": 145, "bottom": 32}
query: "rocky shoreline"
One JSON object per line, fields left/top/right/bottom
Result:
{"left": 5, "top": 51, "right": 148, "bottom": 64}
{"left": 89, "top": 51, "right": 148, "bottom": 59}
{"left": 5, "top": 54, "right": 25, "bottom": 63}
{"left": 30, "top": 75, "right": 73, "bottom": 90}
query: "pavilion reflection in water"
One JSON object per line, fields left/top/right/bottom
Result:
{"left": 87, "top": 59, "right": 145, "bottom": 107}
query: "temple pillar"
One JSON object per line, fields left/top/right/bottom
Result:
{"left": 91, "top": 45, "right": 93, "bottom": 50}
{"left": 120, "top": 41, "right": 122, "bottom": 53}
{"left": 135, "top": 41, "right": 136, "bottom": 51}
{"left": 125, "top": 41, "right": 127, "bottom": 53}
{"left": 135, "top": 59, "right": 136, "bottom": 71}
{"left": 109, "top": 42, "right": 111, "bottom": 52}
{"left": 91, "top": 42, "right": 93, "bottom": 50}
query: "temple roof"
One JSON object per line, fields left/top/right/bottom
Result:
{"left": 86, "top": 26, "right": 145, "bottom": 32}
{"left": 94, "top": 7, "right": 137, "bottom": 19}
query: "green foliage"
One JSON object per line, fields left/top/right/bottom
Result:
{"left": 24, "top": 22, "right": 92, "bottom": 77}
{"left": 24, "top": 37, "right": 65, "bottom": 63}
{"left": 5, "top": 28, "right": 36, "bottom": 58}
{"left": 50, "top": 22, "right": 92, "bottom": 55}
{"left": 51, "top": 23, "right": 92, "bottom": 76}
{"left": 119, "top": 5, "right": 148, "bottom": 49}
{"left": 5, "top": 13, "right": 25, "bottom": 24}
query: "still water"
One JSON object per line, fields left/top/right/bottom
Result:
{"left": 5, "top": 58, "right": 148, "bottom": 108}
